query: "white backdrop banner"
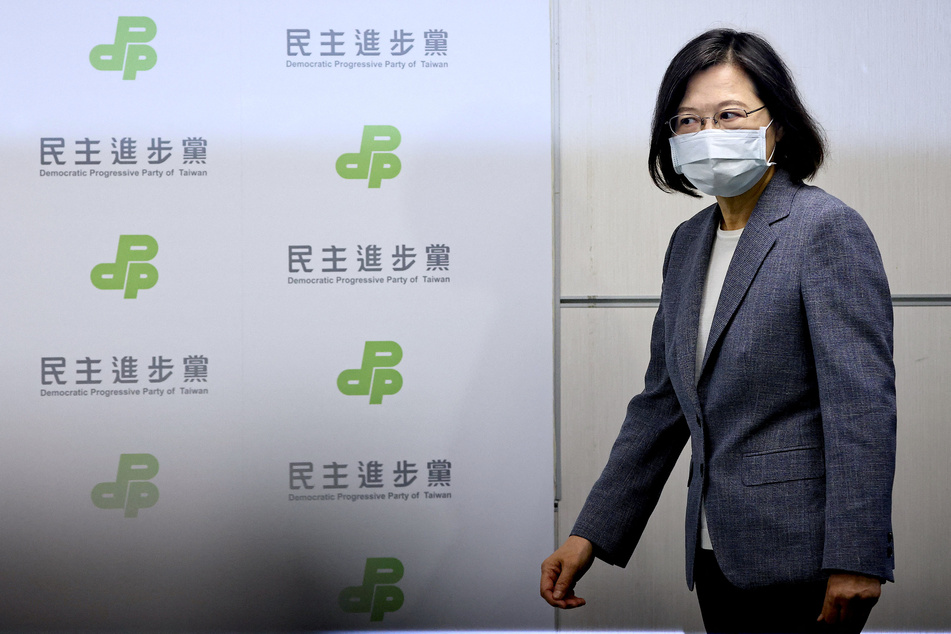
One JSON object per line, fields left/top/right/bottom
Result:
{"left": 0, "top": 1, "right": 554, "bottom": 630}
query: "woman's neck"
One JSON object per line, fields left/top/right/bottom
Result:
{"left": 715, "top": 166, "right": 776, "bottom": 230}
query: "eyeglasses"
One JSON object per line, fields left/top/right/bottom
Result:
{"left": 668, "top": 105, "right": 767, "bottom": 136}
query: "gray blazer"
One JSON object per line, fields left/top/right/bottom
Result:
{"left": 571, "top": 170, "right": 896, "bottom": 590}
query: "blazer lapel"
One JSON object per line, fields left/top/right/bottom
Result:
{"left": 675, "top": 208, "right": 719, "bottom": 410}
{"left": 698, "top": 172, "right": 797, "bottom": 378}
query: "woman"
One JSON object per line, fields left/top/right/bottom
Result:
{"left": 540, "top": 29, "right": 896, "bottom": 633}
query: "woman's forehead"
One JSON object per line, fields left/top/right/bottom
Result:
{"left": 679, "top": 64, "right": 758, "bottom": 110}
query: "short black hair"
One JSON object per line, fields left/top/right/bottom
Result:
{"left": 648, "top": 29, "right": 826, "bottom": 197}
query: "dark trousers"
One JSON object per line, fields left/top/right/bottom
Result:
{"left": 694, "top": 549, "right": 866, "bottom": 634}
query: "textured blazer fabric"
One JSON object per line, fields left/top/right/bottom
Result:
{"left": 571, "top": 169, "right": 896, "bottom": 590}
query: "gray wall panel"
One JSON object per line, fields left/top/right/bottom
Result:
{"left": 559, "top": 307, "right": 701, "bottom": 630}
{"left": 554, "top": 1, "right": 951, "bottom": 629}
{"left": 556, "top": 305, "right": 951, "bottom": 630}
{"left": 557, "top": 0, "right": 951, "bottom": 298}
{"left": 872, "top": 306, "right": 951, "bottom": 630}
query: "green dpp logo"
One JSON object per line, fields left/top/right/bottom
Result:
{"left": 91, "top": 453, "right": 159, "bottom": 518}
{"left": 337, "top": 341, "right": 403, "bottom": 404}
{"left": 91, "top": 235, "right": 158, "bottom": 299}
{"left": 336, "top": 126, "right": 402, "bottom": 188}
{"left": 90, "top": 17, "right": 157, "bottom": 80}
{"left": 339, "top": 557, "right": 404, "bottom": 622}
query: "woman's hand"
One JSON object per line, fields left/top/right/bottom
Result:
{"left": 540, "top": 536, "right": 595, "bottom": 609}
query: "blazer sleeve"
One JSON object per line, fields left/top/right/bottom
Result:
{"left": 800, "top": 199, "right": 897, "bottom": 581}
{"left": 569, "top": 227, "right": 691, "bottom": 567}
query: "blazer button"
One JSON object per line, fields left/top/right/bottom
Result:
{"left": 887, "top": 532, "right": 893, "bottom": 543}
{"left": 887, "top": 547, "right": 894, "bottom": 557}
{"left": 699, "top": 463, "right": 704, "bottom": 477}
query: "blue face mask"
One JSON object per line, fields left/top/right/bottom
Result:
{"left": 669, "top": 121, "right": 776, "bottom": 197}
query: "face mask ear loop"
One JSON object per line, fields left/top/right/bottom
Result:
{"left": 764, "top": 119, "right": 777, "bottom": 166}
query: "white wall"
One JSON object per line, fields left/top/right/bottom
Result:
{"left": 555, "top": 1, "right": 951, "bottom": 630}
